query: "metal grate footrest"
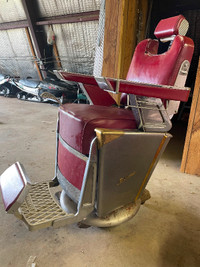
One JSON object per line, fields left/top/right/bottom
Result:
{"left": 19, "top": 181, "right": 69, "bottom": 231}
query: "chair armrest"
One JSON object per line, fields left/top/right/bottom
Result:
{"left": 117, "top": 80, "right": 190, "bottom": 102}
{"left": 54, "top": 71, "right": 190, "bottom": 102}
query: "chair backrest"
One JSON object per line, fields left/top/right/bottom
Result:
{"left": 124, "top": 15, "right": 194, "bottom": 132}
{"left": 126, "top": 15, "right": 194, "bottom": 87}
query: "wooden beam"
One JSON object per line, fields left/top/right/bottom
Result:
{"left": 102, "top": 0, "right": 141, "bottom": 104}
{"left": 137, "top": 0, "right": 149, "bottom": 43}
{"left": 181, "top": 57, "right": 200, "bottom": 175}
{"left": 118, "top": 0, "right": 140, "bottom": 79}
{"left": 36, "top": 11, "right": 99, "bottom": 26}
{"left": 25, "top": 28, "right": 43, "bottom": 81}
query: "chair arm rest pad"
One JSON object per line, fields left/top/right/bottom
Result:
{"left": 117, "top": 80, "right": 190, "bottom": 102}
{"left": 55, "top": 71, "right": 190, "bottom": 102}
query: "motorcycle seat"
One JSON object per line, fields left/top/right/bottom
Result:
{"left": 19, "top": 79, "right": 40, "bottom": 88}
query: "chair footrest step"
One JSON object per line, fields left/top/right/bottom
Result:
{"left": 19, "top": 181, "right": 68, "bottom": 231}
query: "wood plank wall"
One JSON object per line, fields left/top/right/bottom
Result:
{"left": 181, "top": 57, "right": 200, "bottom": 175}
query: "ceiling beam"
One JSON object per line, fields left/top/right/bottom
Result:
{"left": 36, "top": 10, "right": 99, "bottom": 26}
{"left": 0, "top": 11, "right": 100, "bottom": 31}
{"left": 0, "top": 20, "right": 28, "bottom": 30}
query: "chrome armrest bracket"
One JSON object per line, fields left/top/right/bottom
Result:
{"left": 95, "top": 76, "right": 120, "bottom": 94}
{"left": 128, "top": 95, "right": 172, "bottom": 132}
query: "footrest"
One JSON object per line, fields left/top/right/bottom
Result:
{"left": 19, "top": 181, "right": 68, "bottom": 231}
{"left": 0, "top": 162, "right": 31, "bottom": 213}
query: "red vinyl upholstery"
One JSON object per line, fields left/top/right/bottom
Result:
{"left": 126, "top": 36, "right": 194, "bottom": 85}
{"left": 59, "top": 104, "right": 137, "bottom": 155}
{"left": 0, "top": 163, "right": 25, "bottom": 212}
{"left": 154, "top": 15, "right": 188, "bottom": 39}
{"left": 81, "top": 84, "right": 116, "bottom": 106}
{"left": 58, "top": 140, "right": 87, "bottom": 190}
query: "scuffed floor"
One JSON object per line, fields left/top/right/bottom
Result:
{"left": 0, "top": 97, "right": 199, "bottom": 267}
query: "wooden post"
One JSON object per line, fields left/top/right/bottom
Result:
{"left": 53, "top": 42, "right": 62, "bottom": 69}
{"left": 102, "top": 0, "right": 149, "bottom": 105}
{"left": 137, "top": 0, "right": 149, "bottom": 43}
{"left": 181, "top": 56, "right": 200, "bottom": 175}
{"left": 25, "top": 28, "right": 43, "bottom": 80}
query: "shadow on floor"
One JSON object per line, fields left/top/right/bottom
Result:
{"left": 162, "top": 120, "right": 188, "bottom": 162}
{"left": 159, "top": 229, "right": 200, "bottom": 267}
{"left": 106, "top": 197, "right": 200, "bottom": 267}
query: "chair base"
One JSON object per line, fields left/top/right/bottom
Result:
{"left": 60, "top": 190, "right": 142, "bottom": 228}
{"left": 82, "top": 189, "right": 150, "bottom": 227}
{"left": 0, "top": 161, "right": 150, "bottom": 231}
{"left": 83, "top": 200, "right": 141, "bottom": 227}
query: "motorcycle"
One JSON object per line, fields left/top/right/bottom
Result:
{"left": 11, "top": 72, "right": 79, "bottom": 104}
{"left": 0, "top": 74, "right": 20, "bottom": 97}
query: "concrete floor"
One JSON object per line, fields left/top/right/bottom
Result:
{"left": 0, "top": 97, "right": 199, "bottom": 267}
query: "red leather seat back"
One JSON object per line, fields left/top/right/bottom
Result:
{"left": 126, "top": 36, "right": 194, "bottom": 86}
{"left": 126, "top": 15, "right": 194, "bottom": 86}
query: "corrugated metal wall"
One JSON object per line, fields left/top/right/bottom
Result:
{"left": 0, "top": 0, "right": 100, "bottom": 78}
{"left": 0, "top": 28, "right": 38, "bottom": 78}
{"left": 50, "top": 21, "right": 98, "bottom": 74}
{"left": 37, "top": 0, "right": 100, "bottom": 16}
{"left": 0, "top": 0, "right": 26, "bottom": 22}
{"left": 0, "top": 0, "right": 38, "bottom": 78}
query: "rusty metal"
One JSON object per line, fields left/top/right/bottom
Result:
{"left": 25, "top": 28, "right": 43, "bottom": 80}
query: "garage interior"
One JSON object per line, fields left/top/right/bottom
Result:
{"left": 0, "top": 0, "right": 200, "bottom": 266}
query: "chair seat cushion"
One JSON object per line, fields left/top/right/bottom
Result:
{"left": 59, "top": 104, "right": 137, "bottom": 154}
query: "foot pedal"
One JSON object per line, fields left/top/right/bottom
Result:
{"left": 19, "top": 181, "right": 68, "bottom": 231}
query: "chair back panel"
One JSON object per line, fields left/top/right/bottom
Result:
{"left": 126, "top": 36, "right": 194, "bottom": 86}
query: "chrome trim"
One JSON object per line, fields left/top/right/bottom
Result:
{"left": 129, "top": 95, "right": 172, "bottom": 132}
{"left": 59, "top": 135, "right": 88, "bottom": 162}
{"left": 55, "top": 117, "right": 59, "bottom": 177}
{"left": 53, "top": 138, "right": 98, "bottom": 228}
{"left": 57, "top": 167, "right": 81, "bottom": 203}
{"left": 95, "top": 76, "right": 114, "bottom": 91}
{"left": 84, "top": 199, "right": 141, "bottom": 227}
{"left": 135, "top": 134, "right": 169, "bottom": 200}
{"left": 78, "top": 83, "right": 93, "bottom": 105}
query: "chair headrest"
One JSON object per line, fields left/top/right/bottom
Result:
{"left": 154, "top": 15, "right": 189, "bottom": 42}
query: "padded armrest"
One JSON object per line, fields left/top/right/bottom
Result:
{"left": 117, "top": 80, "right": 190, "bottom": 102}
{"left": 55, "top": 71, "right": 190, "bottom": 102}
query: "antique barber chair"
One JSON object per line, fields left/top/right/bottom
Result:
{"left": 0, "top": 15, "right": 194, "bottom": 230}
